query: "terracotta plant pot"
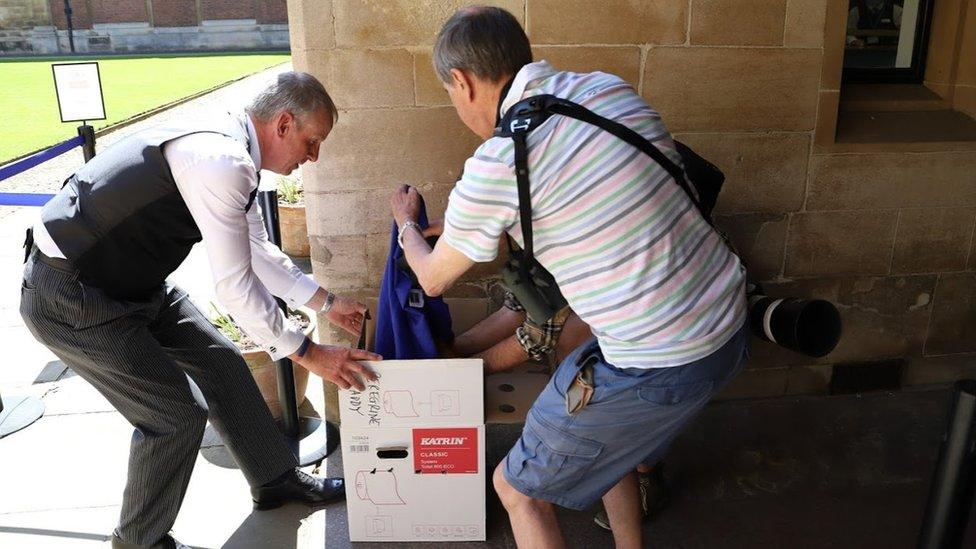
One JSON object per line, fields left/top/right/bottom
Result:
{"left": 240, "top": 309, "right": 315, "bottom": 419}
{"left": 278, "top": 202, "right": 309, "bottom": 257}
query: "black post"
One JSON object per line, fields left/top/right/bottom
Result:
{"left": 257, "top": 190, "right": 300, "bottom": 440}
{"left": 63, "top": 0, "right": 75, "bottom": 54}
{"left": 77, "top": 124, "right": 95, "bottom": 162}
{"left": 918, "top": 380, "right": 976, "bottom": 549}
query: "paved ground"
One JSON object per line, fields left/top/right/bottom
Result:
{"left": 2, "top": 63, "right": 974, "bottom": 548}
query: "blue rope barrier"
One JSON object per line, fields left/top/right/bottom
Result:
{"left": 0, "top": 135, "right": 86, "bottom": 207}
{"left": 0, "top": 135, "right": 85, "bottom": 183}
{"left": 0, "top": 193, "right": 56, "bottom": 207}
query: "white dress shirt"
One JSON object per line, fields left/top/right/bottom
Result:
{"left": 33, "top": 113, "right": 318, "bottom": 360}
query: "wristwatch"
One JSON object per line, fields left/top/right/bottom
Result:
{"left": 397, "top": 220, "right": 421, "bottom": 248}
{"left": 320, "top": 291, "right": 336, "bottom": 314}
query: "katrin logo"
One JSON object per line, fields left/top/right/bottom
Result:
{"left": 420, "top": 437, "right": 467, "bottom": 446}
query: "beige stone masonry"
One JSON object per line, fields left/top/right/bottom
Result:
{"left": 305, "top": 190, "right": 376, "bottom": 237}
{"left": 309, "top": 234, "right": 368, "bottom": 292}
{"left": 785, "top": 210, "right": 898, "bottom": 277}
{"left": 334, "top": 0, "right": 524, "bottom": 47}
{"left": 891, "top": 208, "right": 976, "bottom": 274}
{"left": 305, "top": 48, "right": 416, "bottom": 109}
{"left": 956, "top": 85, "right": 976, "bottom": 118}
{"left": 689, "top": 0, "right": 787, "bottom": 46}
{"left": 414, "top": 51, "right": 451, "bottom": 106}
{"left": 785, "top": 0, "right": 828, "bottom": 48}
{"left": 527, "top": 0, "right": 686, "bottom": 45}
{"left": 924, "top": 0, "right": 965, "bottom": 93}
{"left": 533, "top": 46, "right": 642, "bottom": 87}
{"left": 806, "top": 152, "right": 976, "bottom": 210}
{"left": 287, "top": 0, "right": 334, "bottom": 52}
{"left": 814, "top": 90, "right": 840, "bottom": 146}
{"left": 316, "top": 107, "right": 482, "bottom": 191}
{"left": 971, "top": 223, "right": 976, "bottom": 270}
{"left": 643, "top": 47, "right": 822, "bottom": 132}
{"left": 675, "top": 132, "right": 810, "bottom": 214}
{"left": 956, "top": 1, "right": 976, "bottom": 87}
{"left": 926, "top": 273, "right": 976, "bottom": 355}
{"left": 820, "top": 0, "right": 847, "bottom": 91}
{"left": 714, "top": 213, "right": 789, "bottom": 281}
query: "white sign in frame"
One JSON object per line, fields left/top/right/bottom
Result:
{"left": 51, "top": 62, "right": 107, "bottom": 123}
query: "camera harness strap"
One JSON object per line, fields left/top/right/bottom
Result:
{"left": 494, "top": 92, "right": 712, "bottom": 282}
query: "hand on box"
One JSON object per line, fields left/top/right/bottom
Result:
{"left": 297, "top": 343, "right": 381, "bottom": 391}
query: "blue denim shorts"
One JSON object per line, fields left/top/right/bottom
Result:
{"left": 502, "top": 323, "right": 749, "bottom": 510}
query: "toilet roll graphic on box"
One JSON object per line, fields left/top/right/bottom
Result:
{"left": 356, "top": 469, "right": 406, "bottom": 505}
{"left": 340, "top": 359, "right": 485, "bottom": 542}
{"left": 383, "top": 390, "right": 419, "bottom": 417}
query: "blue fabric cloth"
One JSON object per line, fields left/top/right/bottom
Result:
{"left": 374, "top": 202, "right": 454, "bottom": 359}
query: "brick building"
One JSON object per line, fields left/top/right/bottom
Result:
{"left": 287, "top": 0, "right": 976, "bottom": 410}
{"left": 0, "top": 0, "right": 288, "bottom": 54}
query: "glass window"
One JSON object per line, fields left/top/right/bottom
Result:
{"left": 843, "top": 0, "right": 934, "bottom": 82}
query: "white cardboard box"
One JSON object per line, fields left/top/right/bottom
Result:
{"left": 339, "top": 359, "right": 486, "bottom": 542}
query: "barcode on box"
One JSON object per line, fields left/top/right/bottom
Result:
{"left": 350, "top": 444, "right": 369, "bottom": 453}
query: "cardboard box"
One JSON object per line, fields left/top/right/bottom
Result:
{"left": 339, "top": 359, "right": 486, "bottom": 542}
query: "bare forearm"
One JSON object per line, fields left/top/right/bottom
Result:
{"left": 454, "top": 307, "right": 526, "bottom": 356}
{"left": 553, "top": 312, "right": 595, "bottom": 364}
{"left": 475, "top": 336, "right": 530, "bottom": 375}
{"left": 400, "top": 224, "right": 438, "bottom": 291}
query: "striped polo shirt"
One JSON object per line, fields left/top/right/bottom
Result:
{"left": 442, "top": 61, "right": 746, "bottom": 369}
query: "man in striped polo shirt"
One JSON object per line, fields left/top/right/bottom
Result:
{"left": 391, "top": 7, "right": 748, "bottom": 548}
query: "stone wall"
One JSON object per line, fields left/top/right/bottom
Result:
{"left": 0, "top": 0, "right": 50, "bottom": 30}
{"left": 290, "top": 0, "right": 976, "bottom": 400}
{"left": 0, "top": 0, "right": 289, "bottom": 54}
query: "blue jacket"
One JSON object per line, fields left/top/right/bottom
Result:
{"left": 374, "top": 202, "right": 454, "bottom": 359}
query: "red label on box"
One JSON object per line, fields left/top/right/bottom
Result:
{"left": 412, "top": 427, "right": 478, "bottom": 474}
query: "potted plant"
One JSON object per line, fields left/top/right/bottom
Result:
{"left": 210, "top": 303, "right": 315, "bottom": 419}
{"left": 277, "top": 175, "right": 309, "bottom": 257}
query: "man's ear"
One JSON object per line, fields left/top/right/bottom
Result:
{"left": 450, "top": 68, "right": 476, "bottom": 103}
{"left": 275, "top": 111, "right": 295, "bottom": 137}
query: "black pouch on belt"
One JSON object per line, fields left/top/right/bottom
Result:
{"left": 501, "top": 243, "right": 567, "bottom": 324}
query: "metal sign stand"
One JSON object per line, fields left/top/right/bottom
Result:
{"left": 918, "top": 380, "right": 976, "bottom": 548}
{"left": 257, "top": 189, "right": 338, "bottom": 465}
{"left": 0, "top": 392, "right": 45, "bottom": 439}
{"left": 78, "top": 124, "right": 95, "bottom": 161}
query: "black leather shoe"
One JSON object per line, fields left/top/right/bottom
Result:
{"left": 111, "top": 532, "right": 189, "bottom": 548}
{"left": 251, "top": 468, "right": 345, "bottom": 510}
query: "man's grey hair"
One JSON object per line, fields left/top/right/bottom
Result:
{"left": 247, "top": 71, "right": 338, "bottom": 124}
{"left": 433, "top": 6, "right": 532, "bottom": 84}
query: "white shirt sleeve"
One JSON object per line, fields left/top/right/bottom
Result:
{"left": 246, "top": 201, "right": 320, "bottom": 306}
{"left": 164, "top": 133, "right": 314, "bottom": 360}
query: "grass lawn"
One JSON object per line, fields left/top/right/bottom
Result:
{"left": 0, "top": 52, "right": 289, "bottom": 162}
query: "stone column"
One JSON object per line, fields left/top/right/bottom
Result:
{"left": 287, "top": 0, "right": 516, "bottom": 421}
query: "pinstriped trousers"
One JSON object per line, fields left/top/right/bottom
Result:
{"left": 20, "top": 250, "right": 298, "bottom": 545}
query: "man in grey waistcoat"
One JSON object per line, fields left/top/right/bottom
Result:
{"left": 20, "top": 71, "right": 381, "bottom": 549}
